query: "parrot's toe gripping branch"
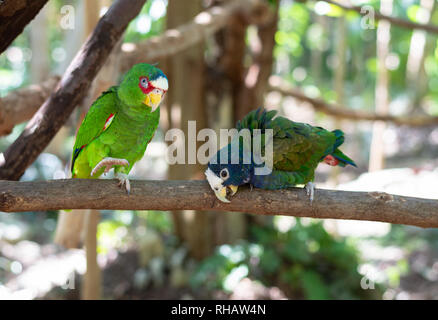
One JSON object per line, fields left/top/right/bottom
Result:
{"left": 90, "top": 157, "right": 130, "bottom": 177}
{"left": 305, "top": 182, "right": 315, "bottom": 204}
{"left": 116, "top": 173, "right": 131, "bottom": 195}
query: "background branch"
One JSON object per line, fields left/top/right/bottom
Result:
{"left": 323, "top": 0, "right": 438, "bottom": 35}
{"left": 0, "top": 0, "right": 147, "bottom": 181}
{"left": 269, "top": 76, "right": 438, "bottom": 127}
{"left": 0, "top": 76, "right": 60, "bottom": 136}
{"left": 119, "top": 0, "right": 269, "bottom": 72}
{"left": 0, "top": 179, "right": 437, "bottom": 228}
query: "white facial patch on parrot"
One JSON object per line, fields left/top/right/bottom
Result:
{"left": 150, "top": 76, "right": 168, "bottom": 91}
{"left": 205, "top": 167, "right": 223, "bottom": 191}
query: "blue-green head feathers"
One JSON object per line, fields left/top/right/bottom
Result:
{"left": 207, "top": 142, "right": 253, "bottom": 187}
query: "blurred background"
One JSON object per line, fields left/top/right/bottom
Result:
{"left": 1, "top": 0, "right": 438, "bottom": 300}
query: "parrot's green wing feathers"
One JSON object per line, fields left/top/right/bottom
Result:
{"left": 235, "top": 108, "right": 277, "bottom": 152}
{"left": 236, "top": 108, "right": 277, "bottom": 132}
{"left": 236, "top": 109, "right": 334, "bottom": 171}
{"left": 271, "top": 118, "right": 337, "bottom": 172}
{"left": 71, "top": 87, "right": 119, "bottom": 172}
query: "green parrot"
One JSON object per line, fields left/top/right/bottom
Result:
{"left": 205, "top": 108, "right": 356, "bottom": 203}
{"left": 71, "top": 63, "right": 168, "bottom": 194}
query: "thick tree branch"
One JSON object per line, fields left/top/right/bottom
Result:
{"left": 0, "top": 0, "right": 49, "bottom": 54}
{"left": 0, "top": 0, "right": 147, "bottom": 181}
{"left": 269, "top": 76, "right": 438, "bottom": 127}
{"left": 0, "top": 179, "right": 436, "bottom": 228}
{"left": 323, "top": 0, "right": 438, "bottom": 35}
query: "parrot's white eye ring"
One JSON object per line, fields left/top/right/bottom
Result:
{"left": 140, "top": 77, "right": 148, "bottom": 89}
{"left": 220, "top": 168, "right": 229, "bottom": 180}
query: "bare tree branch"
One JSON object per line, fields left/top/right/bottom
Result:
{"left": 269, "top": 76, "right": 438, "bottom": 127}
{"left": 0, "top": 0, "right": 49, "bottom": 54}
{"left": 323, "top": 0, "right": 438, "bottom": 35}
{"left": 0, "top": 179, "right": 437, "bottom": 228}
{"left": 0, "top": 0, "right": 147, "bottom": 181}
{"left": 0, "top": 76, "right": 60, "bottom": 136}
{"left": 119, "top": 0, "right": 269, "bottom": 72}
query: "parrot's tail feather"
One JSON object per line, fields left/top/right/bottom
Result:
{"left": 332, "top": 149, "right": 357, "bottom": 167}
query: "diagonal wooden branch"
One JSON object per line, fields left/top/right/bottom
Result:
{"left": 0, "top": 0, "right": 147, "bottom": 181}
{"left": 269, "top": 76, "right": 438, "bottom": 127}
{"left": 323, "top": 0, "right": 438, "bottom": 35}
{"left": 0, "top": 179, "right": 437, "bottom": 228}
{"left": 0, "top": 0, "right": 49, "bottom": 54}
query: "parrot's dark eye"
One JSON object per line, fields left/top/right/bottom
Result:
{"left": 220, "top": 168, "right": 229, "bottom": 180}
{"left": 140, "top": 77, "right": 148, "bottom": 89}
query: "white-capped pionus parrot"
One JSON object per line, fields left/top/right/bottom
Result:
{"left": 205, "top": 108, "right": 356, "bottom": 203}
{"left": 71, "top": 63, "right": 168, "bottom": 194}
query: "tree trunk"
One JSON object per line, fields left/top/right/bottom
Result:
{"left": 310, "top": 13, "right": 327, "bottom": 86}
{"left": 166, "top": 0, "right": 213, "bottom": 259}
{"left": 406, "top": 0, "right": 436, "bottom": 112}
{"left": 235, "top": 2, "right": 278, "bottom": 121}
{"left": 29, "top": 4, "right": 49, "bottom": 84}
{"left": 368, "top": 0, "right": 392, "bottom": 172}
{"left": 329, "top": 16, "right": 346, "bottom": 186}
{"left": 81, "top": 210, "right": 101, "bottom": 300}
{"left": 206, "top": 2, "right": 250, "bottom": 245}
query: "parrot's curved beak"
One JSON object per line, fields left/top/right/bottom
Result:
{"left": 205, "top": 168, "right": 238, "bottom": 203}
{"left": 229, "top": 185, "right": 238, "bottom": 196}
{"left": 144, "top": 92, "right": 163, "bottom": 111}
{"left": 144, "top": 76, "right": 168, "bottom": 111}
{"left": 214, "top": 186, "right": 230, "bottom": 203}
{"left": 213, "top": 185, "right": 238, "bottom": 203}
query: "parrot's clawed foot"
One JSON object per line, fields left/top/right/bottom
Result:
{"left": 116, "top": 173, "right": 131, "bottom": 195}
{"left": 91, "top": 157, "right": 129, "bottom": 177}
{"left": 305, "top": 182, "right": 315, "bottom": 204}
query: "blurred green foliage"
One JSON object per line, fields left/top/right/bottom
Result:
{"left": 191, "top": 219, "right": 381, "bottom": 299}
{"left": 273, "top": 0, "right": 438, "bottom": 115}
